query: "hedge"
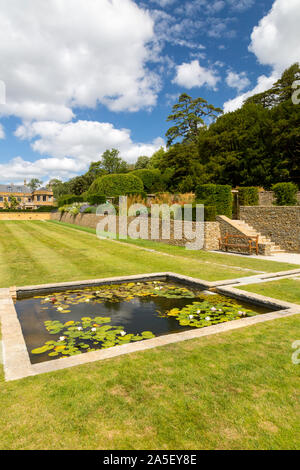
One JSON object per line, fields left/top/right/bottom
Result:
{"left": 58, "top": 194, "right": 84, "bottom": 207}
{"left": 86, "top": 194, "right": 106, "bottom": 205}
{"left": 88, "top": 173, "right": 144, "bottom": 197}
{"left": 272, "top": 182, "right": 298, "bottom": 206}
{"left": 131, "top": 169, "right": 162, "bottom": 193}
{"left": 238, "top": 187, "right": 259, "bottom": 206}
{"left": 0, "top": 206, "right": 57, "bottom": 213}
{"left": 195, "top": 184, "right": 233, "bottom": 218}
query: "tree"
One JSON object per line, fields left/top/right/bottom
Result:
{"left": 28, "top": 178, "right": 43, "bottom": 192}
{"left": 135, "top": 156, "right": 150, "bottom": 170}
{"left": 68, "top": 175, "right": 92, "bottom": 195}
{"left": 165, "top": 93, "right": 222, "bottom": 146}
{"left": 245, "top": 62, "right": 300, "bottom": 108}
{"left": 98, "top": 149, "right": 128, "bottom": 174}
{"left": 46, "top": 179, "right": 70, "bottom": 199}
{"left": 149, "top": 147, "right": 165, "bottom": 169}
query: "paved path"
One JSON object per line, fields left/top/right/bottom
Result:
{"left": 210, "top": 250, "right": 300, "bottom": 265}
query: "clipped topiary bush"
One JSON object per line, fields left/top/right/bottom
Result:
{"left": 88, "top": 173, "right": 144, "bottom": 197}
{"left": 131, "top": 169, "right": 163, "bottom": 193}
{"left": 195, "top": 184, "right": 232, "bottom": 218}
{"left": 238, "top": 187, "right": 259, "bottom": 206}
{"left": 272, "top": 182, "right": 298, "bottom": 206}
{"left": 196, "top": 184, "right": 216, "bottom": 205}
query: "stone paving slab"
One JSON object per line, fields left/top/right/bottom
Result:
{"left": 1, "top": 272, "right": 300, "bottom": 381}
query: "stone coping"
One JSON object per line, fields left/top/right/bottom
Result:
{"left": 1, "top": 272, "right": 300, "bottom": 381}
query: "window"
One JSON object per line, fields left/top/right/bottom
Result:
{"left": 37, "top": 195, "right": 41, "bottom": 201}
{"left": 0, "top": 197, "right": 3, "bottom": 202}
{"left": 43, "top": 195, "right": 47, "bottom": 202}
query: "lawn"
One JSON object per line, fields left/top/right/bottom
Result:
{"left": 0, "top": 316, "right": 299, "bottom": 450}
{"left": 1, "top": 219, "right": 296, "bottom": 289}
{"left": 0, "top": 220, "right": 299, "bottom": 450}
{"left": 238, "top": 279, "right": 300, "bottom": 305}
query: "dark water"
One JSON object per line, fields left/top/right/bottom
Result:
{"left": 15, "top": 283, "right": 271, "bottom": 365}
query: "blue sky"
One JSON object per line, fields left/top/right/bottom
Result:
{"left": 0, "top": 0, "right": 299, "bottom": 184}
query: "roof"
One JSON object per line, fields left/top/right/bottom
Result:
{"left": 0, "top": 184, "right": 31, "bottom": 194}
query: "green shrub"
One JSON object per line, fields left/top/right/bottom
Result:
{"left": 88, "top": 173, "right": 144, "bottom": 197}
{"left": 196, "top": 184, "right": 233, "bottom": 218}
{"left": 131, "top": 169, "right": 163, "bottom": 193}
{"left": 272, "top": 182, "right": 298, "bottom": 206}
{"left": 215, "top": 185, "right": 233, "bottom": 218}
{"left": 36, "top": 206, "right": 58, "bottom": 212}
{"left": 196, "top": 184, "right": 216, "bottom": 205}
{"left": 58, "top": 194, "right": 84, "bottom": 207}
{"left": 86, "top": 194, "right": 106, "bottom": 205}
{"left": 0, "top": 206, "right": 57, "bottom": 213}
{"left": 83, "top": 206, "right": 96, "bottom": 214}
{"left": 238, "top": 187, "right": 259, "bottom": 206}
{"left": 204, "top": 205, "right": 217, "bottom": 221}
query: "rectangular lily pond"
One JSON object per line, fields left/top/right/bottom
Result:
{"left": 15, "top": 280, "right": 272, "bottom": 364}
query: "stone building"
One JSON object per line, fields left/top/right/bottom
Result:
{"left": 0, "top": 183, "right": 54, "bottom": 209}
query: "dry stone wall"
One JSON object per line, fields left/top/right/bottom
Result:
{"left": 51, "top": 212, "right": 221, "bottom": 251}
{"left": 240, "top": 206, "right": 300, "bottom": 253}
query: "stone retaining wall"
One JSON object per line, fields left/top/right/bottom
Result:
{"left": 257, "top": 191, "right": 300, "bottom": 206}
{"left": 216, "top": 215, "right": 271, "bottom": 255}
{"left": 0, "top": 212, "right": 51, "bottom": 221}
{"left": 240, "top": 206, "right": 300, "bottom": 253}
{"left": 51, "top": 212, "right": 221, "bottom": 251}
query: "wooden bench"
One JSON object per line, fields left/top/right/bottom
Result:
{"left": 219, "top": 233, "right": 259, "bottom": 255}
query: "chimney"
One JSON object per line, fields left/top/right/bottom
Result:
{"left": 24, "top": 179, "right": 27, "bottom": 186}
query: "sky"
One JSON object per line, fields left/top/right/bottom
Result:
{"left": 0, "top": 0, "right": 299, "bottom": 184}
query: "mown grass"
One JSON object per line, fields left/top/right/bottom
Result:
{"left": 0, "top": 220, "right": 285, "bottom": 288}
{"left": 49, "top": 219, "right": 299, "bottom": 274}
{"left": 0, "top": 316, "right": 299, "bottom": 450}
{"left": 0, "top": 220, "right": 299, "bottom": 450}
{"left": 238, "top": 279, "right": 300, "bottom": 304}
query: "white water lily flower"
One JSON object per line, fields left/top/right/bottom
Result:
{"left": 57, "top": 307, "right": 63, "bottom": 312}
{"left": 189, "top": 315, "right": 194, "bottom": 319}
{"left": 197, "top": 310, "right": 201, "bottom": 314}
{"left": 59, "top": 336, "right": 65, "bottom": 341}
{"left": 210, "top": 307, "right": 217, "bottom": 312}
{"left": 155, "top": 287, "right": 160, "bottom": 290}
{"left": 91, "top": 327, "right": 97, "bottom": 332}
{"left": 205, "top": 317, "right": 211, "bottom": 321}
{"left": 77, "top": 327, "right": 83, "bottom": 331}
{"left": 85, "top": 299, "right": 90, "bottom": 303}
{"left": 45, "top": 297, "right": 50, "bottom": 302}
{"left": 120, "top": 331, "right": 126, "bottom": 337}
{"left": 219, "top": 309, "right": 222, "bottom": 312}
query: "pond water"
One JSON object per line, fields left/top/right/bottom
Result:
{"left": 15, "top": 280, "right": 271, "bottom": 364}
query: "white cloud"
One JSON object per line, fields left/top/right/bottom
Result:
{"left": 249, "top": 0, "right": 300, "bottom": 72}
{"left": 0, "top": 123, "right": 5, "bottom": 139}
{"left": 224, "top": 0, "right": 300, "bottom": 113}
{"left": 223, "top": 72, "right": 279, "bottom": 112}
{"left": 173, "top": 60, "right": 220, "bottom": 89}
{"left": 228, "top": 0, "right": 254, "bottom": 12}
{"left": 226, "top": 71, "right": 250, "bottom": 92}
{"left": 0, "top": 120, "right": 165, "bottom": 182}
{"left": 0, "top": 0, "right": 159, "bottom": 122}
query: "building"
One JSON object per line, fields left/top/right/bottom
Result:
{"left": 0, "top": 183, "right": 54, "bottom": 210}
